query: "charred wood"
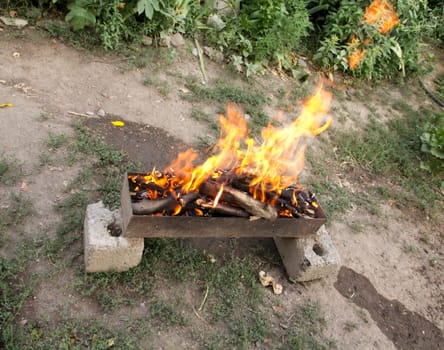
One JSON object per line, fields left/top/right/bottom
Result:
{"left": 199, "top": 181, "right": 278, "bottom": 221}
{"left": 131, "top": 198, "right": 178, "bottom": 215}
{"left": 196, "top": 199, "right": 250, "bottom": 218}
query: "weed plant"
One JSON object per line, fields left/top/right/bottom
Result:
{"left": 184, "top": 79, "right": 269, "bottom": 136}
{"left": 332, "top": 105, "right": 443, "bottom": 213}
{"left": 314, "top": 0, "right": 433, "bottom": 80}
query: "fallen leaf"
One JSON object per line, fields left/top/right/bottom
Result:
{"left": 259, "top": 270, "right": 283, "bottom": 295}
{"left": 107, "top": 338, "right": 115, "bottom": 347}
{"left": 0, "top": 103, "right": 13, "bottom": 108}
{"left": 20, "top": 182, "right": 28, "bottom": 192}
{"left": 111, "top": 121, "right": 125, "bottom": 127}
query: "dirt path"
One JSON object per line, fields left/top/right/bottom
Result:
{"left": 1, "top": 26, "right": 443, "bottom": 349}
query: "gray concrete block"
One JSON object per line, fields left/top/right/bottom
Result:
{"left": 274, "top": 225, "right": 340, "bottom": 282}
{"left": 84, "top": 201, "right": 144, "bottom": 273}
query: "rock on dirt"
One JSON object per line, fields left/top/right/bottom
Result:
{"left": 96, "top": 108, "right": 106, "bottom": 117}
{"left": 0, "top": 16, "right": 28, "bottom": 28}
{"left": 170, "top": 33, "right": 185, "bottom": 48}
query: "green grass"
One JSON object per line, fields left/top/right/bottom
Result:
{"left": 344, "top": 320, "right": 358, "bottom": 332}
{"left": 190, "top": 109, "right": 220, "bottom": 133}
{"left": 330, "top": 107, "right": 443, "bottom": 214}
{"left": 280, "top": 304, "right": 336, "bottom": 350}
{"left": 46, "top": 133, "right": 68, "bottom": 149}
{"left": 0, "top": 156, "right": 22, "bottom": 185}
{"left": 183, "top": 78, "right": 269, "bottom": 136}
{"left": 36, "top": 112, "right": 50, "bottom": 122}
{"left": 184, "top": 79, "right": 267, "bottom": 107}
{"left": 7, "top": 318, "right": 139, "bottom": 350}
{"left": 434, "top": 74, "right": 444, "bottom": 101}
{"left": 0, "top": 193, "right": 35, "bottom": 246}
{"left": 148, "top": 300, "right": 186, "bottom": 327}
{"left": 143, "top": 76, "right": 170, "bottom": 97}
{"left": 0, "top": 256, "right": 34, "bottom": 349}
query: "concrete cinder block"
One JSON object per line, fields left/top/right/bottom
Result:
{"left": 84, "top": 201, "right": 144, "bottom": 273}
{"left": 274, "top": 225, "right": 340, "bottom": 282}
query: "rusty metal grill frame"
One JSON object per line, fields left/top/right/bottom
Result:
{"left": 121, "top": 173, "right": 326, "bottom": 238}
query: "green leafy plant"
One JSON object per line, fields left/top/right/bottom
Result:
{"left": 136, "top": 0, "right": 160, "bottom": 20}
{"left": 204, "top": 0, "right": 311, "bottom": 73}
{"left": 65, "top": 0, "right": 97, "bottom": 30}
{"left": 420, "top": 113, "right": 444, "bottom": 174}
{"left": 314, "top": 0, "right": 432, "bottom": 80}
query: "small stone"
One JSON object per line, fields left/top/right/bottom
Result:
{"left": 207, "top": 14, "right": 225, "bottom": 31}
{"left": 298, "top": 58, "right": 308, "bottom": 68}
{"left": 142, "top": 35, "right": 153, "bottom": 46}
{"left": 20, "top": 182, "right": 28, "bottom": 192}
{"left": 191, "top": 47, "right": 198, "bottom": 57}
{"left": 159, "top": 36, "right": 170, "bottom": 48}
{"left": 170, "top": 33, "right": 185, "bottom": 47}
{"left": 203, "top": 46, "right": 224, "bottom": 63}
{"left": 97, "top": 108, "right": 106, "bottom": 117}
{"left": 0, "top": 16, "right": 28, "bottom": 28}
{"left": 179, "top": 87, "right": 191, "bottom": 94}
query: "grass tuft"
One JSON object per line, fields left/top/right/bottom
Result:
{"left": 46, "top": 133, "right": 68, "bottom": 149}
{"left": 0, "top": 156, "right": 23, "bottom": 185}
{"left": 331, "top": 107, "right": 443, "bottom": 214}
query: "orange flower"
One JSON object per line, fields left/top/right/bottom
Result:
{"left": 379, "top": 13, "right": 400, "bottom": 34}
{"left": 364, "top": 0, "right": 399, "bottom": 34}
{"left": 364, "top": 0, "right": 385, "bottom": 24}
{"left": 348, "top": 49, "right": 366, "bottom": 70}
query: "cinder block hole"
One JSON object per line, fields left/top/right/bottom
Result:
{"left": 312, "top": 243, "right": 326, "bottom": 256}
{"left": 107, "top": 222, "right": 122, "bottom": 237}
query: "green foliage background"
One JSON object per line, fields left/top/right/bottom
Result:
{"left": 4, "top": 0, "right": 442, "bottom": 79}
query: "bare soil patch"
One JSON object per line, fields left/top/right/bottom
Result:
{"left": 335, "top": 266, "right": 444, "bottom": 350}
{"left": 1, "top": 25, "right": 443, "bottom": 349}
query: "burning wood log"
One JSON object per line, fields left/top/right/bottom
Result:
{"left": 199, "top": 181, "right": 278, "bottom": 221}
{"left": 131, "top": 192, "right": 199, "bottom": 215}
{"left": 179, "top": 192, "right": 199, "bottom": 208}
{"left": 131, "top": 197, "right": 178, "bottom": 215}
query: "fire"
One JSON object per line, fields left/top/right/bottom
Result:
{"left": 347, "top": 0, "right": 400, "bottom": 70}
{"left": 166, "top": 84, "right": 332, "bottom": 199}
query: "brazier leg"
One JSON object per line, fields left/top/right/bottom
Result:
{"left": 274, "top": 225, "right": 340, "bottom": 282}
{"left": 83, "top": 201, "right": 144, "bottom": 273}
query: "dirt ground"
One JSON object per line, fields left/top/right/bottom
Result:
{"left": 1, "top": 26, "right": 443, "bottom": 349}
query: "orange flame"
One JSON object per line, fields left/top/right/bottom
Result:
{"left": 165, "top": 84, "right": 332, "bottom": 199}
